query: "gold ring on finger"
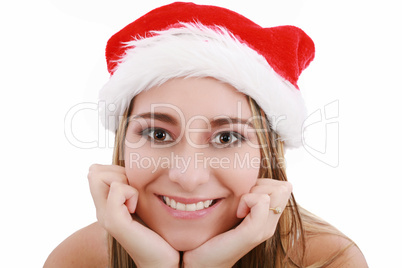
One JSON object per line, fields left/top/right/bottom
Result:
{"left": 269, "top": 207, "right": 282, "bottom": 214}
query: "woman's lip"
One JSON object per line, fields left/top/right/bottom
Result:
{"left": 156, "top": 195, "right": 222, "bottom": 219}
{"left": 156, "top": 194, "right": 218, "bottom": 204}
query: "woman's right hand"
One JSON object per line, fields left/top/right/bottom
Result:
{"left": 87, "top": 164, "right": 180, "bottom": 268}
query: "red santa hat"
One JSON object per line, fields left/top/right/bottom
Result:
{"left": 99, "top": 2, "right": 315, "bottom": 148}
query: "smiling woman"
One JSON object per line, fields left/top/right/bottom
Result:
{"left": 122, "top": 78, "right": 262, "bottom": 252}
{"left": 44, "top": 2, "right": 367, "bottom": 267}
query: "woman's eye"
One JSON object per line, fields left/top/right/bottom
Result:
{"left": 143, "top": 128, "right": 173, "bottom": 142}
{"left": 212, "top": 132, "right": 243, "bottom": 146}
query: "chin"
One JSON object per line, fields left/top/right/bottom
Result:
{"left": 164, "top": 232, "right": 211, "bottom": 251}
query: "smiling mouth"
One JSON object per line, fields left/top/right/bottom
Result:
{"left": 161, "top": 196, "right": 218, "bottom": 211}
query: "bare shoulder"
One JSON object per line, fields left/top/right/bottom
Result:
{"left": 44, "top": 222, "right": 108, "bottom": 268}
{"left": 305, "top": 233, "right": 368, "bottom": 267}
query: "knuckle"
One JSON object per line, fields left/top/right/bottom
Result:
{"left": 262, "top": 193, "right": 271, "bottom": 204}
{"left": 109, "top": 181, "right": 120, "bottom": 191}
{"left": 88, "top": 163, "right": 101, "bottom": 173}
{"left": 116, "top": 173, "right": 128, "bottom": 184}
{"left": 286, "top": 181, "right": 293, "bottom": 192}
{"left": 255, "top": 178, "right": 267, "bottom": 186}
{"left": 130, "top": 186, "right": 139, "bottom": 195}
{"left": 280, "top": 181, "right": 293, "bottom": 194}
{"left": 87, "top": 164, "right": 101, "bottom": 180}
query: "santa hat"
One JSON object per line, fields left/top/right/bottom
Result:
{"left": 99, "top": 2, "right": 315, "bottom": 148}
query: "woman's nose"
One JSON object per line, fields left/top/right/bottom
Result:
{"left": 168, "top": 151, "right": 211, "bottom": 192}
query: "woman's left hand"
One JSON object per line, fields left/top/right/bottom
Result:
{"left": 182, "top": 178, "right": 292, "bottom": 268}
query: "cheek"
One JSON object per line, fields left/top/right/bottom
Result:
{"left": 223, "top": 169, "right": 259, "bottom": 196}
{"left": 214, "top": 150, "right": 260, "bottom": 196}
{"left": 124, "top": 148, "right": 157, "bottom": 188}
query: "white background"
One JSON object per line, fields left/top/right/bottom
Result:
{"left": 1, "top": 0, "right": 401, "bottom": 267}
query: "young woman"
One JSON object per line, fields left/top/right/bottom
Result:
{"left": 45, "top": 2, "right": 367, "bottom": 267}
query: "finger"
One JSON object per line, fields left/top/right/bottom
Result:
{"left": 87, "top": 165, "right": 129, "bottom": 221}
{"left": 188, "top": 193, "right": 272, "bottom": 265}
{"left": 88, "top": 173, "right": 124, "bottom": 214}
{"left": 252, "top": 178, "right": 292, "bottom": 193}
{"left": 89, "top": 171, "right": 128, "bottom": 187}
{"left": 88, "top": 164, "right": 128, "bottom": 201}
{"left": 104, "top": 183, "right": 177, "bottom": 263}
{"left": 236, "top": 193, "right": 270, "bottom": 220}
{"left": 125, "top": 191, "right": 139, "bottom": 214}
{"left": 88, "top": 164, "right": 128, "bottom": 186}
{"left": 107, "top": 181, "right": 138, "bottom": 213}
{"left": 250, "top": 179, "right": 292, "bottom": 211}
{"left": 88, "top": 164, "right": 126, "bottom": 174}
{"left": 105, "top": 182, "right": 139, "bottom": 229}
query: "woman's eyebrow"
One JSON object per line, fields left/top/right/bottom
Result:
{"left": 131, "top": 114, "right": 254, "bottom": 128}
{"left": 131, "top": 112, "right": 178, "bottom": 125}
{"left": 210, "top": 117, "right": 254, "bottom": 128}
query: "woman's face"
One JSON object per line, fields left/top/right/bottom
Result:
{"left": 124, "top": 77, "right": 260, "bottom": 251}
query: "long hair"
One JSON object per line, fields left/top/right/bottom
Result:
{"left": 107, "top": 96, "right": 353, "bottom": 268}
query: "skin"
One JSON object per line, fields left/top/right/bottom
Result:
{"left": 44, "top": 78, "right": 368, "bottom": 267}
{"left": 124, "top": 77, "right": 262, "bottom": 251}
{"left": 94, "top": 78, "right": 293, "bottom": 267}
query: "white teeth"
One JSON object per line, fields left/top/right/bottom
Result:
{"left": 204, "top": 200, "right": 212, "bottom": 208}
{"left": 176, "top": 202, "right": 186, "bottom": 211}
{"left": 196, "top": 201, "right": 204, "bottom": 210}
{"left": 162, "top": 196, "right": 215, "bottom": 211}
{"left": 170, "top": 199, "right": 177, "bottom": 209}
{"left": 186, "top": 203, "right": 197, "bottom": 211}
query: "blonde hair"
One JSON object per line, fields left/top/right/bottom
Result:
{"left": 107, "top": 95, "right": 353, "bottom": 268}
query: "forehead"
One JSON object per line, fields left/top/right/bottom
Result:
{"left": 131, "top": 77, "right": 252, "bottom": 120}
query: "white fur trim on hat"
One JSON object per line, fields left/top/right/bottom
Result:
{"left": 99, "top": 23, "right": 307, "bottom": 148}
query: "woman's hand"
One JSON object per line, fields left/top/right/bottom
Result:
{"left": 182, "top": 178, "right": 292, "bottom": 268}
{"left": 87, "top": 164, "right": 180, "bottom": 268}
